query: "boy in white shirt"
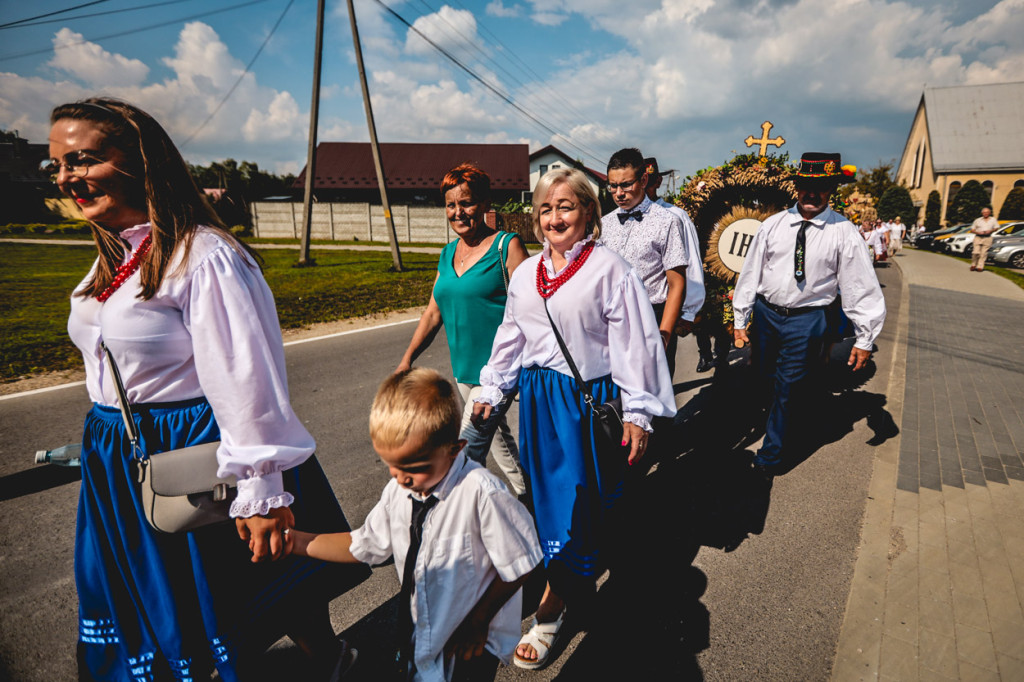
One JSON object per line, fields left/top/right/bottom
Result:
{"left": 283, "top": 368, "right": 543, "bottom": 681}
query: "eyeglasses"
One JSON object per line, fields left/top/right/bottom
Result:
{"left": 606, "top": 176, "right": 642, "bottom": 191}
{"left": 39, "top": 150, "right": 105, "bottom": 180}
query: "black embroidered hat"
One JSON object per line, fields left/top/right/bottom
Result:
{"left": 789, "top": 152, "right": 856, "bottom": 184}
{"left": 643, "top": 157, "right": 670, "bottom": 177}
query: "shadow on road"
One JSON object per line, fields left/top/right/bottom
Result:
{"left": 0, "top": 464, "right": 80, "bottom": 502}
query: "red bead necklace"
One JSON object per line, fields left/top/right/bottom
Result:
{"left": 536, "top": 240, "right": 594, "bottom": 299}
{"left": 96, "top": 235, "right": 152, "bottom": 302}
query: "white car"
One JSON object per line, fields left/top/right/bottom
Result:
{"left": 945, "top": 221, "right": 1024, "bottom": 256}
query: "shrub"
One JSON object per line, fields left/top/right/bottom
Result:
{"left": 946, "top": 179, "right": 989, "bottom": 224}
{"left": 876, "top": 185, "right": 916, "bottom": 226}
{"left": 924, "top": 190, "right": 941, "bottom": 230}
{"left": 998, "top": 187, "right": 1024, "bottom": 221}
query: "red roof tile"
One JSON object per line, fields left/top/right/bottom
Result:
{"left": 295, "top": 142, "right": 530, "bottom": 190}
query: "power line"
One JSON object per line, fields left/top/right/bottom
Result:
{"left": 180, "top": 0, "right": 295, "bottom": 147}
{"left": 0, "top": 0, "right": 201, "bottom": 30}
{"left": 0, "top": 0, "right": 112, "bottom": 30}
{"left": 371, "top": 0, "right": 606, "bottom": 168}
{"left": 0, "top": 0, "right": 270, "bottom": 62}
{"left": 446, "top": 0, "right": 619, "bottom": 154}
{"left": 409, "top": 0, "right": 614, "bottom": 165}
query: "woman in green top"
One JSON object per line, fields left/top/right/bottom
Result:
{"left": 397, "top": 163, "right": 530, "bottom": 495}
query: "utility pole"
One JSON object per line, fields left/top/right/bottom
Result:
{"left": 346, "top": 0, "right": 403, "bottom": 271}
{"left": 298, "top": 0, "right": 326, "bottom": 267}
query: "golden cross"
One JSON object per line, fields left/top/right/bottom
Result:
{"left": 744, "top": 121, "right": 785, "bottom": 157}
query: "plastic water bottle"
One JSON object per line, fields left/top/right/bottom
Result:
{"left": 34, "top": 443, "right": 82, "bottom": 467}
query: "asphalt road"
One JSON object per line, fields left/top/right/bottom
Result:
{"left": 0, "top": 262, "right": 901, "bottom": 681}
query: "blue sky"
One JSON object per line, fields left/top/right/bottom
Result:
{"left": 2, "top": 0, "right": 1021, "bottom": 184}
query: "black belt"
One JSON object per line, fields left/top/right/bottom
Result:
{"left": 756, "top": 294, "right": 828, "bottom": 317}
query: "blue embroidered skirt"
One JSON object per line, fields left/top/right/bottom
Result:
{"left": 518, "top": 367, "right": 626, "bottom": 583}
{"left": 75, "top": 398, "right": 369, "bottom": 681}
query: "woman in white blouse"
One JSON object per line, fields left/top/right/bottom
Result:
{"left": 47, "top": 98, "right": 366, "bottom": 681}
{"left": 472, "top": 168, "right": 676, "bottom": 669}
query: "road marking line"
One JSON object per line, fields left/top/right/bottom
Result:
{"left": 0, "top": 317, "right": 419, "bottom": 402}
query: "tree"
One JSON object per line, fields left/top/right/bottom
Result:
{"left": 945, "top": 179, "right": 989, "bottom": 224}
{"left": 999, "top": 187, "right": 1024, "bottom": 221}
{"left": 924, "top": 190, "right": 941, "bottom": 230}
{"left": 843, "top": 161, "right": 897, "bottom": 204}
{"left": 876, "top": 185, "right": 916, "bottom": 226}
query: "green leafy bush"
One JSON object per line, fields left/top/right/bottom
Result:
{"left": 946, "top": 180, "right": 989, "bottom": 224}
{"left": 924, "top": 190, "right": 941, "bottom": 230}
{"left": 876, "top": 185, "right": 916, "bottom": 226}
{"left": 998, "top": 187, "right": 1024, "bottom": 221}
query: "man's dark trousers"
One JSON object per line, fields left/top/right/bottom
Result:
{"left": 751, "top": 297, "right": 829, "bottom": 469}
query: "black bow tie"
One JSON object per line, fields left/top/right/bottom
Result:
{"left": 618, "top": 210, "right": 643, "bottom": 224}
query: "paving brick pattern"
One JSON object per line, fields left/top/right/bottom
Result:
{"left": 898, "top": 284, "right": 1024, "bottom": 493}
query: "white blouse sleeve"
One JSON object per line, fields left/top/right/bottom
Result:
{"left": 605, "top": 269, "right": 677, "bottom": 431}
{"left": 476, "top": 288, "right": 527, "bottom": 406}
{"left": 184, "top": 245, "right": 315, "bottom": 517}
{"left": 836, "top": 226, "right": 887, "bottom": 350}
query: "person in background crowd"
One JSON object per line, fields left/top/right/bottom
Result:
{"left": 732, "top": 152, "right": 886, "bottom": 480}
{"left": 642, "top": 157, "right": 706, "bottom": 352}
{"left": 397, "top": 163, "right": 530, "bottom": 498}
{"left": 969, "top": 206, "right": 999, "bottom": 272}
{"left": 47, "top": 97, "right": 366, "bottom": 681}
{"left": 599, "top": 147, "right": 689, "bottom": 379}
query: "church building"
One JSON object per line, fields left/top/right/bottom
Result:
{"left": 895, "top": 81, "right": 1024, "bottom": 225}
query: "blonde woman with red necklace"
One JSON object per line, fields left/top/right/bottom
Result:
{"left": 471, "top": 168, "right": 676, "bottom": 670}
{"left": 47, "top": 98, "right": 366, "bottom": 681}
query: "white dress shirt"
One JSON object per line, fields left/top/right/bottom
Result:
{"left": 68, "top": 223, "right": 313, "bottom": 516}
{"left": 477, "top": 237, "right": 676, "bottom": 432}
{"left": 599, "top": 196, "right": 688, "bottom": 305}
{"left": 732, "top": 205, "right": 886, "bottom": 351}
{"left": 349, "top": 452, "right": 543, "bottom": 681}
{"left": 656, "top": 197, "right": 706, "bottom": 321}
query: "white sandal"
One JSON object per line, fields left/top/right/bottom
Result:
{"left": 513, "top": 612, "right": 564, "bottom": 670}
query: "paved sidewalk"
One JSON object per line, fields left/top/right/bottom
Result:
{"left": 834, "top": 248, "right": 1024, "bottom": 680}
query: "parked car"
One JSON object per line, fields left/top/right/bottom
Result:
{"left": 915, "top": 224, "right": 968, "bottom": 250}
{"left": 946, "top": 221, "right": 1024, "bottom": 256}
{"left": 932, "top": 224, "right": 973, "bottom": 250}
{"left": 987, "top": 234, "right": 1024, "bottom": 269}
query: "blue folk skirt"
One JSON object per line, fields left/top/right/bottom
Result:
{"left": 518, "top": 367, "right": 626, "bottom": 585}
{"left": 75, "top": 398, "right": 369, "bottom": 681}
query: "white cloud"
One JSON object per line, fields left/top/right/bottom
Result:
{"left": 243, "top": 91, "right": 306, "bottom": 141}
{"left": 486, "top": 1, "right": 522, "bottom": 18}
{"left": 531, "top": 12, "right": 568, "bottom": 26}
{"left": 48, "top": 28, "right": 149, "bottom": 87}
{"left": 405, "top": 6, "right": 481, "bottom": 61}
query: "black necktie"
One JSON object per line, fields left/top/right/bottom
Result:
{"left": 618, "top": 210, "right": 643, "bottom": 224}
{"left": 396, "top": 494, "right": 439, "bottom": 678}
{"left": 794, "top": 220, "right": 810, "bottom": 282}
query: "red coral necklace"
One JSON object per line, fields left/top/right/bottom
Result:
{"left": 96, "top": 235, "right": 152, "bottom": 302}
{"left": 536, "top": 240, "right": 594, "bottom": 298}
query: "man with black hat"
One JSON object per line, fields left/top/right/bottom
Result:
{"left": 732, "top": 152, "right": 886, "bottom": 479}
{"left": 643, "top": 157, "right": 706, "bottom": 340}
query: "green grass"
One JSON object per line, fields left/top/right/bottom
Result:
{"left": 0, "top": 243, "right": 437, "bottom": 382}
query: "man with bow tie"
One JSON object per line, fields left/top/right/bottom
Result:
{"left": 732, "top": 152, "right": 886, "bottom": 480}
{"left": 600, "top": 147, "right": 690, "bottom": 378}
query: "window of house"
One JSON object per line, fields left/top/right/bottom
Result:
{"left": 982, "top": 180, "right": 994, "bottom": 197}
{"left": 539, "top": 164, "right": 548, "bottom": 176}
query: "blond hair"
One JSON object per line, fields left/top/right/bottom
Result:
{"left": 369, "top": 368, "right": 461, "bottom": 450}
{"left": 531, "top": 168, "right": 602, "bottom": 243}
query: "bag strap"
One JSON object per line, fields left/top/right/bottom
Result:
{"left": 496, "top": 231, "right": 511, "bottom": 292}
{"left": 543, "top": 298, "right": 596, "bottom": 409}
{"left": 100, "top": 341, "right": 143, "bottom": 458}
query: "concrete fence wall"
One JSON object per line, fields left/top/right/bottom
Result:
{"left": 252, "top": 202, "right": 455, "bottom": 243}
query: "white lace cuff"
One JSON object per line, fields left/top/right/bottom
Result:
{"left": 623, "top": 412, "right": 653, "bottom": 433}
{"left": 229, "top": 471, "right": 295, "bottom": 517}
{"left": 475, "top": 385, "right": 505, "bottom": 407}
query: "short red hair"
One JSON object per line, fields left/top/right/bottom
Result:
{"left": 440, "top": 162, "right": 491, "bottom": 204}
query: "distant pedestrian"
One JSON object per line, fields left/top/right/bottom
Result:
{"left": 732, "top": 152, "right": 886, "bottom": 479}
{"left": 969, "top": 206, "right": 999, "bottom": 271}
{"left": 599, "top": 147, "right": 690, "bottom": 379}
{"left": 397, "top": 163, "right": 530, "bottom": 497}
{"left": 891, "top": 216, "right": 904, "bottom": 254}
